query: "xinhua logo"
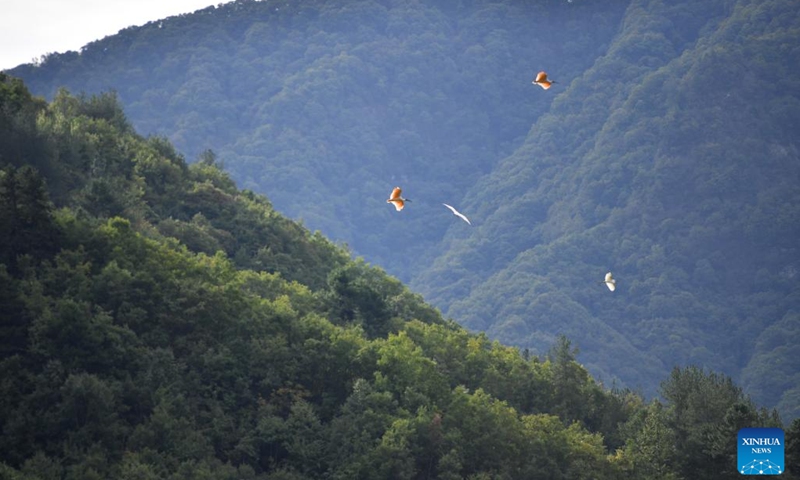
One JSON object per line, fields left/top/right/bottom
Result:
{"left": 738, "top": 427, "right": 784, "bottom": 475}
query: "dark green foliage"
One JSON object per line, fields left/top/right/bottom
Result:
{"left": 787, "top": 418, "right": 800, "bottom": 477}
{"left": 0, "top": 165, "right": 60, "bottom": 273}
{"left": 321, "top": 260, "right": 443, "bottom": 339}
{"left": 0, "top": 265, "right": 30, "bottom": 357}
{"left": 615, "top": 366, "right": 789, "bottom": 480}
{"left": 659, "top": 366, "right": 781, "bottom": 479}
{"left": 0, "top": 73, "right": 49, "bottom": 173}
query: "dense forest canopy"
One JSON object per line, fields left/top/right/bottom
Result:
{"left": 6, "top": 0, "right": 800, "bottom": 422}
{"left": 2, "top": 72, "right": 800, "bottom": 480}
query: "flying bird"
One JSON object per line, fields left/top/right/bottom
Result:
{"left": 387, "top": 186, "right": 410, "bottom": 211}
{"left": 443, "top": 203, "right": 471, "bottom": 225}
{"left": 532, "top": 71, "right": 556, "bottom": 90}
{"left": 602, "top": 272, "right": 616, "bottom": 292}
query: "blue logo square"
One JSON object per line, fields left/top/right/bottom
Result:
{"left": 738, "top": 427, "right": 784, "bottom": 475}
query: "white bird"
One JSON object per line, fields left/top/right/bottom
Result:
{"left": 443, "top": 203, "right": 471, "bottom": 225}
{"left": 603, "top": 272, "right": 616, "bottom": 291}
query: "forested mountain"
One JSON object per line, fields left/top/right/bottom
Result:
{"left": 7, "top": 74, "right": 800, "bottom": 479}
{"left": 6, "top": 0, "right": 800, "bottom": 421}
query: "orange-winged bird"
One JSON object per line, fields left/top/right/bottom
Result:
{"left": 532, "top": 71, "right": 556, "bottom": 90}
{"left": 387, "top": 186, "right": 410, "bottom": 211}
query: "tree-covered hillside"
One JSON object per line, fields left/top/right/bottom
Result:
{"left": 4, "top": 72, "right": 800, "bottom": 480}
{"left": 6, "top": 0, "right": 800, "bottom": 420}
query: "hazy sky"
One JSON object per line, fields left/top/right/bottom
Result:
{"left": 0, "top": 0, "right": 217, "bottom": 71}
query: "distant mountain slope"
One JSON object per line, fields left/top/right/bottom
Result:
{"left": 6, "top": 0, "right": 629, "bottom": 281}
{"left": 414, "top": 0, "right": 800, "bottom": 418}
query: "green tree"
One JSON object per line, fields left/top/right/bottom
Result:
{"left": 660, "top": 366, "right": 780, "bottom": 479}
{"left": 547, "top": 335, "right": 595, "bottom": 424}
{"left": 0, "top": 266, "right": 29, "bottom": 357}
{"left": 616, "top": 400, "right": 681, "bottom": 480}
{"left": 787, "top": 418, "right": 800, "bottom": 478}
{"left": 0, "top": 73, "right": 48, "bottom": 172}
{"left": 0, "top": 166, "right": 59, "bottom": 272}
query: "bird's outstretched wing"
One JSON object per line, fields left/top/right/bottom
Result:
{"left": 443, "top": 203, "right": 471, "bottom": 225}
{"left": 389, "top": 199, "right": 405, "bottom": 211}
{"left": 389, "top": 187, "right": 402, "bottom": 200}
{"left": 604, "top": 272, "right": 616, "bottom": 291}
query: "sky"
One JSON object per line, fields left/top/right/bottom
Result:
{"left": 0, "top": 0, "right": 218, "bottom": 71}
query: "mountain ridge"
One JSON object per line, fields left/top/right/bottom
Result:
{"left": 6, "top": 0, "right": 799, "bottom": 419}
